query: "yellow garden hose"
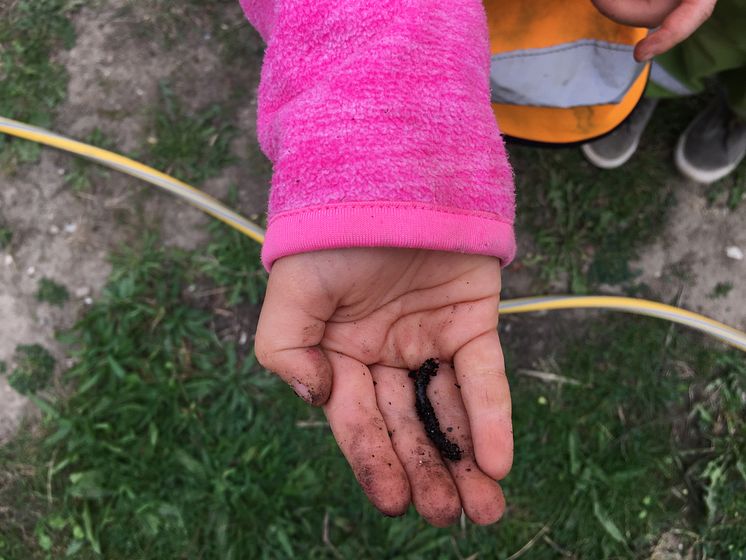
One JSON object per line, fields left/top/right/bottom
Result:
{"left": 0, "top": 117, "right": 265, "bottom": 245}
{"left": 2, "top": 115, "right": 745, "bottom": 353}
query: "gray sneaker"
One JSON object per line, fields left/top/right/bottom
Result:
{"left": 581, "top": 98, "right": 659, "bottom": 169}
{"left": 675, "top": 96, "right": 746, "bottom": 184}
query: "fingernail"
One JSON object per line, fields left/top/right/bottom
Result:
{"left": 291, "top": 380, "right": 312, "bottom": 403}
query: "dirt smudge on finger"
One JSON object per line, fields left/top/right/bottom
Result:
{"left": 347, "top": 419, "right": 409, "bottom": 517}
{"left": 407, "top": 438, "right": 461, "bottom": 526}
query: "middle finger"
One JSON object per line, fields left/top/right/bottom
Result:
{"left": 371, "top": 364, "right": 462, "bottom": 527}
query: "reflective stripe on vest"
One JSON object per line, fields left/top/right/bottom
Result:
{"left": 490, "top": 39, "right": 647, "bottom": 108}
{"left": 485, "top": 0, "right": 651, "bottom": 144}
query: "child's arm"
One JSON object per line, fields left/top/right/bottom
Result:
{"left": 239, "top": 0, "right": 515, "bottom": 270}
{"left": 241, "top": 0, "right": 514, "bottom": 526}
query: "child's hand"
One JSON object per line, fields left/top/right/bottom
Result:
{"left": 255, "top": 248, "right": 511, "bottom": 526}
{"left": 591, "top": 0, "right": 716, "bottom": 61}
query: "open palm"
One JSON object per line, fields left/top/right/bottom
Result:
{"left": 255, "top": 248, "right": 512, "bottom": 526}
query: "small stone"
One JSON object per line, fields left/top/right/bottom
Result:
{"left": 147, "top": 136, "right": 158, "bottom": 145}
{"left": 84, "top": 297, "right": 93, "bottom": 305}
{"left": 57, "top": 168, "right": 65, "bottom": 176}
{"left": 726, "top": 246, "right": 744, "bottom": 260}
{"left": 4, "top": 255, "right": 13, "bottom": 266}
{"left": 135, "top": 88, "right": 145, "bottom": 96}
{"left": 49, "top": 225, "right": 60, "bottom": 235}
{"left": 26, "top": 266, "right": 36, "bottom": 276}
{"left": 238, "top": 332, "right": 248, "bottom": 345}
{"left": 64, "top": 223, "right": 77, "bottom": 234}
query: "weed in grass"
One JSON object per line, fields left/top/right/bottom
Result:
{"left": 6, "top": 344, "right": 55, "bottom": 396}
{"left": 708, "top": 281, "right": 734, "bottom": 299}
{"left": 35, "top": 277, "right": 70, "bottom": 306}
{"left": 706, "top": 164, "right": 746, "bottom": 210}
{"left": 0, "top": 0, "right": 79, "bottom": 169}
{"left": 63, "top": 128, "right": 115, "bottom": 192}
{"left": 147, "top": 83, "right": 236, "bottom": 185}
{"left": 0, "top": 225, "right": 12, "bottom": 250}
{"left": 0, "top": 432, "right": 56, "bottom": 560}
{"left": 684, "top": 353, "right": 746, "bottom": 558}
{"left": 197, "top": 188, "right": 267, "bottom": 306}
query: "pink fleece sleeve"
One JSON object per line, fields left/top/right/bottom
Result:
{"left": 239, "top": 0, "right": 516, "bottom": 270}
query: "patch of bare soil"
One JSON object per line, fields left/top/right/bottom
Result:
{"left": 633, "top": 179, "right": 746, "bottom": 330}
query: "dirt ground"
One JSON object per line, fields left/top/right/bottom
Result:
{"left": 1, "top": 1, "right": 744, "bottom": 443}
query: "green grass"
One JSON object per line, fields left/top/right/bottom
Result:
{"left": 706, "top": 164, "right": 746, "bottom": 210}
{"left": 709, "top": 282, "right": 734, "bottom": 299}
{"left": 197, "top": 189, "right": 268, "bottom": 306}
{"left": 36, "top": 278, "right": 70, "bottom": 307}
{"left": 147, "top": 83, "right": 236, "bottom": 185}
{"left": 0, "top": 223, "right": 12, "bottom": 250}
{"left": 0, "top": 432, "right": 57, "bottom": 560}
{"left": 509, "top": 96, "right": 706, "bottom": 292}
{"left": 0, "top": 226, "right": 743, "bottom": 559}
{"left": 0, "top": 0, "right": 80, "bottom": 168}
{"left": 5, "top": 344, "right": 56, "bottom": 396}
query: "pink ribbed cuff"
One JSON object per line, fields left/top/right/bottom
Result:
{"left": 261, "top": 202, "right": 516, "bottom": 270}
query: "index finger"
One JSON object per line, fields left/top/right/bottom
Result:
{"left": 453, "top": 330, "right": 513, "bottom": 481}
{"left": 635, "top": 0, "right": 716, "bottom": 61}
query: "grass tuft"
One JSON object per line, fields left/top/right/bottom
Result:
{"left": 706, "top": 165, "right": 746, "bottom": 210}
{"left": 197, "top": 189, "right": 267, "bottom": 306}
{"left": 708, "top": 281, "right": 734, "bottom": 299}
{"left": 147, "top": 83, "right": 236, "bottom": 185}
{"left": 35, "top": 278, "right": 70, "bottom": 306}
{"left": 6, "top": 344, "right": 55, "bottom": 396}
{"left": 0, "top": 224, "right": 12, "bottom": 249}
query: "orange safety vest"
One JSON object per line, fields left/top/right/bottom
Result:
{"left": 484, "top": 0, "right": 651, "bottom": 145}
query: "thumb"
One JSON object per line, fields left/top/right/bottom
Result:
{"left": 634, "top": 0, "right": 716, "bottom": 61}
{"left": 254, "top": 257, "right": 336, "bottom": 406}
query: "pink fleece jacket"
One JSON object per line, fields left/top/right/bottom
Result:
{"left": 239, "top": 0, "right": 516, "bottom": 270}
